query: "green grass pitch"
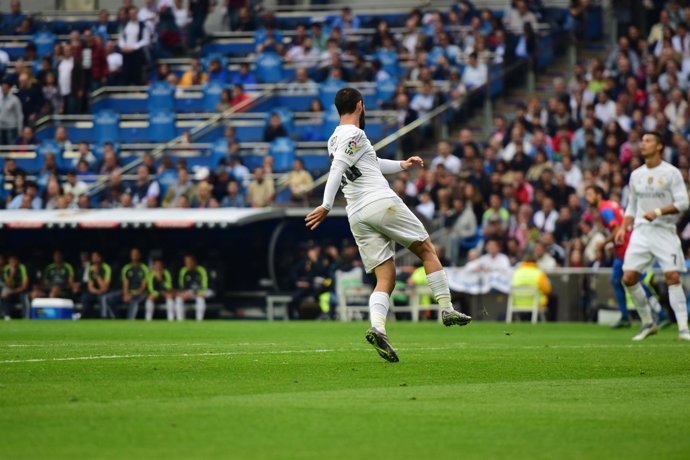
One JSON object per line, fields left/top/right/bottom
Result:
{"left": 1, "top": 321, "right": 689, "bottom": 460}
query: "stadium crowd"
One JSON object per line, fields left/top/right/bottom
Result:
{"left": 4, "top": 0, "right": 690, "bottom": 276}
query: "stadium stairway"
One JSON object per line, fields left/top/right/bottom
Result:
{"left": 459, "top": 41, "right": 610, "bottom": 138}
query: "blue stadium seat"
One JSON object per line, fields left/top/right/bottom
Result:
{"left": 319, "top": 78, "right": 346, "bottom": 110}
{"left": 268, "top": 137, "right": 296, "bottom": 173}
{"left": 202, "top": 81, "right": 225, "bottom": 112}
{"left": 376, "top": 78, "right": 397, "bottom": 107}
{"left": 201, "top": 54, "right": 228, "bottom": 72}
{"left": 37, "top": 140, "right": 62, "bottom": 156}
{"left": 32, "top": 31, "right": 56, "bottom": 58}
{"left": 148, "top": 82, "right": 175, "bottom": 112}
{"left": 375, "top": 49, "right": 400, "bottom": 77}
{"left": 321, "top": 106, "right": 341, "bottom": 140}
{"left": 93, "top": 110, "right": 121, "bottom": 143}
{"left": 149, "top": 110, "right": 177, "bottom": 143}
{"left": 255, "top": 52, "right": 284, "bottom": 83}
{"left": 210, "top": 139, "right": 229, "bottom": 166}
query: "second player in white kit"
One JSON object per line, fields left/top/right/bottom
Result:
{"left": 305, "top": 88, "right": 472, "bottom": 362}
{"left": 616, "top": 132, "right": 690, "bottom": 341}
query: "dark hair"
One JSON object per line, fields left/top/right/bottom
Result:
{"left": 643, "top": 131, "right": 665, "bottom": 149}
{"left": 586, "top": 184, "right": 606, "bottom": 197}
{"left": 334, "top": 87, "right": 363, "bottom": 116}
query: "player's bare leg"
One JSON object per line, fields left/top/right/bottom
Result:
{"left": 663, "top": 271, "right": 690, "bottom": 341}
{"left": 623, "top": 270, "right": 659, "bottom": 341}
{"left": 408, "top": 238, "right": 471, "bottom": 326}
{"left": 364, "top": 258, "right": 399, "bottom": 362}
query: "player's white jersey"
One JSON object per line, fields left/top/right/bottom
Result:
{"left": 327, "top": 124, "right": 397, "bottom": 214}
{"left": 625, "top": 161, "right": 689, "bottom": 230}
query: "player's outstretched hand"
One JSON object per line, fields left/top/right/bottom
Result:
{"left": 305, "top": 206, "right": 329, "bottom": 230}
{"left": 402, "top": 156, "right": 424, "bottom": 170}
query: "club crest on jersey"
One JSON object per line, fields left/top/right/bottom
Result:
{"left": 344, "top": 140, "right": 358, "bottom": 156}
{"left": 657, "top": 177, "right": 665, "bottom": 185}
{"left": 329, "top": 136, "right": 338, "bottom": 150}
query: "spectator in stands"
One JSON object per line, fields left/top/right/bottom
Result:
{"left": 247, "top": 166, "right": 274, "bottom": 208}
{"left": 191, "top": 181, "right": 218, "bottom": 208}
{"left": 105, "top": 40, "right": 123, "bottom": 85}
{"left": 461, "top": 52, "right": 488, "bottom": 92}
{"left": 69, "top": 142, "right": 97, "bottom": 170}
{"left": 466, "top": 239, "right": 512, "bottom": 272}
{"left": 32, "top": 250, "right": 74, "bottom": 300}
{"left": 533, "top": 241, "right": 557, "bottom": 270}
{"left": 163, "top": 167, "right": 194, "bottom": 207}
{"left": 130, "top": 165, "right": 160, "bottom": 208}
{"left": 207, "top": 58, "right": 229, "bottom": 83}
{"left": 43, "top": 180, "right": 62, "bottom": 210}
{"left": 179, "top": 57, "right": 206, "bottom": 86}
{"left": 15, "top": 126, "right": 35, "bottom": 146}
{"left": 8, "top": 181, "right": 41, "bottom": 210}
{"left": 263, "top": 112, "right": 289, "bottom": 142}
{"left": 286, "top": 37, "right": 320, "bottom": 69}
{"left": 331, "top": 7, "right": 360, "bottom": 38}
{"left": 99, "top": 146, "right": 121, "bottom": 176}
{"left": 232, "top": 62, "right": 255, "bottom": 86}
{"left": 1, "top": 1, "right": 25, "bottom": 35}
{"left": 230, "top": 84, "right": 251, "bottom": 112}
{"left": 447, "top": 197, "right": 478, "bottom": 265}
{"left": 188, "top": 0, "right": 211, "bottom": 50}
{"left": 431, "top": 140, "right": 461, "bottom": 175}
{"left": 175, "top": 254, "right": 211, "bottom": 321}
{"left": 58, "top": 44, "right": 84, "bottom": 115}
{"left": 217, "top": 180, "right": 244, "bottom": 207}
{"left": 81, "top": 250, "right": 113, "bottom": 318}
{"left": 1, "top": 254, "right": 29, "bottom": 319}
{"left": 287, "top": 67, "right": 318, "bottom": 94}
{"left": 226, "top": 154, "right": 250, "bottom": 185}
{"left": 16, "top": 73, "right": 43, "bottom": 126}
{"left": 286, "top": 158, "right": 313, "bottom": 203}
{"left": 118, "top": 6, "right": 151, "bottom": 85}
{"left": 0, "top": 80, "right": 23, "bottom": 145}
{"left": 63, "top": 171, "right": 88, "bottom": 204}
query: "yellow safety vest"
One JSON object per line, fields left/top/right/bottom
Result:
{"left": 512, "top": 264, "right": 548, "bottom": 307}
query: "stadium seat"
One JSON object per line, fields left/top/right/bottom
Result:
{"left": 93, "top": 110, "right": 121, "bottom": 143}
{"left": 319, "top": 78, "right": 346, "bottom": 110}
{"left": 255, "top": 52, "right": 284, "bottom": 83}
{"left": 202, "top": 81, "right": 225, "bottom": 112}
{"left": 376, "top": 77, "right": 397, "bottom": 107}
{"left": 201, "top": 54, "right": 228, "bottom": 72}
{"left": 149, "top": 110, "right": 177, "bottom": 143}
{"left": 148, "top": 82, "right": 175, "bottom": 112}
{"left": 210, "top": 139, "right": 229, "bottom": 167}
{"left": 321, "top": 106, "right": 341, "bottom": 140}
{"left": 505, "top": 286, "right": 544, "bottom": 324}
{"left": 375, "top": 49, "right": 400, "bottom": 77}
{"left": 37, "top": 140, "right": 62, "bottom": 157}
{"left": 268, "top": 137, "right": 296, "bottom": 173}
{"left": 334, "top": 266, "right": 371, "bottom": 321}
{"left": 31, "top": 31, "right": 56, "bottom": 58}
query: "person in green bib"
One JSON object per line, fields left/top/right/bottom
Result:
{"left": 81, "top": 251, "right": 113, "bottom": 318}
{"left": 117, "top": 248, "right": 150, "bottom": 320}
{"left": 1, "top": 254, "right": 30, "bottom": 319}
{"left": 145, "top": 258, "right": 175, "bottom": 321}
{"left": 32, "top": 250, "right": 75, "bottom": 299}
{"left": 511, "top": 253, "right": 552, "bottom": 319}
{"left": 175, "top": 254, "right": 213, "bottom": 321}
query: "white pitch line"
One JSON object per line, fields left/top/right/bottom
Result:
{"left": 0, "top": 343, "right": 684, "bottom": 365}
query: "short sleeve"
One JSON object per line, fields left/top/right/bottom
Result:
{"left": 328, "top": 127, "right": 365, "bottom": 168}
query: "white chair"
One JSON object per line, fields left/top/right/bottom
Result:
{"left": 335, "top": 267, "right": 372, "bottom": 321}
{"left": 407, "top": 285, "right": 442, "bottom": 323}
{"left": 505, "top": 286, "right": 544, "bottom": 324}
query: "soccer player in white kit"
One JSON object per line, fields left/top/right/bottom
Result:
{"left": 305, "top": 88, "right": 471, "bottom": 362}
{"left": 615, "top": 132, "right": 690, "bottom": 341}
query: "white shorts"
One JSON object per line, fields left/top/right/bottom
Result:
{"left": 623, "top": 224, "right": 686, "bottom": 273}
{"left": 348, "top": 196, "right": 429, "bottom": 273}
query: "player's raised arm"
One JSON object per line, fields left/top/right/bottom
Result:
{"left": 376, "top": 156, "right": 424, "bottom": 174}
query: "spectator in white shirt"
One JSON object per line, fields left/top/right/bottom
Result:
{"left": 62, "top": 170, "right": 89, "bottom": 204}
{"left": 105, "top": 40, "right": 123, "bottom": 85}
{"left": 556, "top": 154, "right": 582, "bottom": 190}
{"left": 118, "top": 6, "right": 150, "bottom": 85}
{"left": 533, "top": 197, "right": 559, "bottom": 233}
{"left": 461, "top": 52, "right": 487, "bottom": 91}
{"left": 533, "top": 241, "right": 557, "bottom": 270}
{"left": 465, "top": 239, "right": 512, "bottom": 272}
{"left": 430, "top": 140, "right": 461, "bottom": 174}
{"left": 416, "top": 191, "right": 435, "bottom": 221}
{"left": 503, "top": 0, "right": 538, "bottom": 35}
{"left": 285, "top": 37, "right": 320, "bottom": 69}
{"left": 594, "top": 91, "right": 616, "bottom": 125}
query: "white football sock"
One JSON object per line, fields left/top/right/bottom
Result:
{"left": 668, "top": 284, "right": 689, "bottom": 332}
{"left": 426, "top": 269, "right": 453, "bottom": 310}
{"left": 647, "top": 294, "right": 662, "bottom": 314}
{"left": 195, "top": 296, "right": 206, "bottom": 321}
{"left": 369, "top": 291, "right": 390, "bottom": 334}
{"left": 625, "top": 282, "right": 653, "bottom": 325}
{"left": 166, "top": 298, "right": 175, "bottom": 321}
{"left": 145, "top": 299, "right": 154, "bottom": 321}
{"left": 175, "top": 297, "right": 185, "bottom": 321}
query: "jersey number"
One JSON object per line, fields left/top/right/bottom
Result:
{"left": 672, "top": 254, "right": 677, "bottom": 265}
{"left": 330, "top": 154, "right": 361, "bottom": 187}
